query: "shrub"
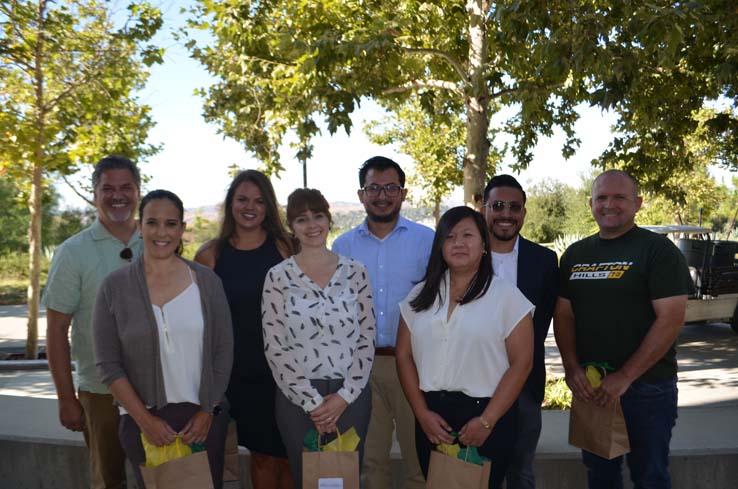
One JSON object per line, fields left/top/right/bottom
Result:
{"left": 542, "top": 375, "right": 572, "bottom": 410}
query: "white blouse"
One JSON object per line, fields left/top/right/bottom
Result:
{"left": 152, "top": 276, "right": 204, "bottom": 406}
{"left": 262, "top": 255, "right": 376, "bottom": 413}
{"left": 400, "top": 274, "right": 534, "bottom": 398}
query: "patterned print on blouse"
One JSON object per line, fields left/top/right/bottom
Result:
{"left": 262, "top": 255, "right": 376, "bottom": 412}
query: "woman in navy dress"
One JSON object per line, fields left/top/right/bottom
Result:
{"left": 196, "top": 170, "right": 295, "bottom": 489}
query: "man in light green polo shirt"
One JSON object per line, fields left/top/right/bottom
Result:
{"left": 43, "top": 156, "right": 142, "bottom": 489}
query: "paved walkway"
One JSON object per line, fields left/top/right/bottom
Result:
{"left": 3, "top": 305, "right": 738, "bottom": 406}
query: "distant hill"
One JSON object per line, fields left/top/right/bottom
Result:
{"left": 184, "top": 204, "right": 220, "bottom": 224}
{"left": 184, "top": 201, "right": 439, "bottom": 229}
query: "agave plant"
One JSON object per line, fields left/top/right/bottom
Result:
{"left": 552, "top": 233, "right": 586, "bottom": 257}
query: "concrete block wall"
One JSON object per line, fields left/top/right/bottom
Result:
{"left": 2, "top": 438, "right": 737, "bottom": 489}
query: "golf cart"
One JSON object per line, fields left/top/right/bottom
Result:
{"left": 643, "top": 225, "right": 738, "bottom": 334}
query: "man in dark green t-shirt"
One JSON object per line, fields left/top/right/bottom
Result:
{"left": 554, "top": 170, "right": 691, "bottom": 489}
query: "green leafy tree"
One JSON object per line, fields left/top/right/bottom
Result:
{"left": 525, "top": 180, "right": 570, "bottom": 243}
{"left": 523, "top": 174, "right": 596, "bottom": 242}
{"left": 0, "top": 176, "right": 31, "bottom": 254}
{"left": 187, "top": 0, "right": 597, "bottom": 203}
{"left": 589, "top": 2, "right": 738, "bottom": 195}
{"left": 365, "top": 97, "right": 472, "bottom": 223}
{"left": 0, "top": 177, "right": 87, "bottom": 255}
{"left": 0, "top": 0, "right": 163, "bottom": 358}
{"left": 189, "top": 1, "right": 738, "bottom": 206}
{"left": 562, "top": 174, "right": 597, "bottom": 237}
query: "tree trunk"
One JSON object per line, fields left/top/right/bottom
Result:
{"left": 26, "top": 0, "right": 47, "bottom": 360}
{"left": 464, "top": 0, "right": 491, "bottom": 205}
{"left": 26, "top": 162, "right": 43, "bottom": 360}
{"left": 434, "top": 199, "right": 441, "bottom": 226}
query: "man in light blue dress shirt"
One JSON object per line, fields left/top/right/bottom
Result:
{"left": 333, "top": 156, "right": 434, "bottom": 489}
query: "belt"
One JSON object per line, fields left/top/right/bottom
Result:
{"left": 375, "top": 346, "right": 396, "bottom": 356}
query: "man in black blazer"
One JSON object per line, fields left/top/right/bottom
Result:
{"left": 483, "top": 175, "right": 559, "bottom": 489}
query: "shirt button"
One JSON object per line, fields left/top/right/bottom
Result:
{"left": 379, "top": 265, "right": 384, "bottom": 269}
{"left": 379, "top": 288, "right": 384, "bottom": 293}
{"left": 379, "top": 311, "right": 384, "bottom": 316}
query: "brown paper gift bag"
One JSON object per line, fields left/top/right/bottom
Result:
{"left": 222, "top": 420, "right": 241, "bottom": 482}
{"left": 302, "top": 450, "right": 360, "bottom": 489}
{"left": 569, "top": 396, "right": 630, "bottom": 460}
{"left": 140, "top": 450, "right": 214, "bottom": 489}
{"left": 426, "top": 450, "right": 492, "bottom": 489}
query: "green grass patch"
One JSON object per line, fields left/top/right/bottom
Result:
{"left": 0, "top": 252, "right": 50, "bottom": 305}
{"left": 0, "top": 280, "right": 27, "bottom": 306}
{"left": 542, "top": 375, "right": 572, "bottom": 410}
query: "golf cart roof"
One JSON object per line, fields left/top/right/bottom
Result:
{"left": 642, "top": 225, "right": 712, "bottom": 235}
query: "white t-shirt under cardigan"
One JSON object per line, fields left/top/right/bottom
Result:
{"left": 400, "top": 273, "right": 534, "bottom": 398}
{"left": 262, "top": 255, "right": 376, "bottom": 413}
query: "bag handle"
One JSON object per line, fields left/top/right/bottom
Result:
{"left": 318, "top": 428, "right": 343, "bottom": 451}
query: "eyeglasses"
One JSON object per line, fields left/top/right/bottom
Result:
{"left": 485, "top": 200, "right": 524, "bottom": 214}
{"left": 361, "top": 184, "right": 403, "bottom": 198}
{"left": 119, "top": 247, "right": 133, "bottom": 261}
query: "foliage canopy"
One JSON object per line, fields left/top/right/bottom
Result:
{"left": 0, "top": 0, "right": 163, "bottom": 357}
{"left": 188, "top": 0, "right": 737, "bottom": 206}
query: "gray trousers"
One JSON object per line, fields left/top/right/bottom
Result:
{"left": 275, "top": 379, "right": 371, "bottom": 489}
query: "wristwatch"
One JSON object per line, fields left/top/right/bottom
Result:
{"left": 211, "top": 405, "right": 223, "bottom": 417}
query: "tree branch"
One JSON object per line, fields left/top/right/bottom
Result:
{"left": 400, "top": 47, "right": 468, "bottom": 83}
{"left": 239, "top": 53, "right": 296, "bottom": 67}
{"left": 383, "top": 79, "right": 464, "bottom": 97}
{"left": 491, "top": 86, "right": 519, "bottom": 98}
{"left": 1, "top": 58, "right": 35, "bottom": 77}
{"left": 43, "top": 45, "right": 125, "bottom": 110}
{"left": 490, "top": 81, "right": 563, "bottom": 99}
{"left": 60, "top": 173, "right": 94, "bottom": 206}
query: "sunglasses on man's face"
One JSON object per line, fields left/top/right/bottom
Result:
{"left": 486, "top": 201, "right": 524, "bottom": 214}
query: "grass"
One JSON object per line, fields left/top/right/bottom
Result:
{"left": 542, "top": 375, "right": 573, "bottom": 410}
{"left": 0, "top": 280, "right": 28, "bottom": 306}
{"left": 0, "top": 252, "right": 50, "bottom": 305}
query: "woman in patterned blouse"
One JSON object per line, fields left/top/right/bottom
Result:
{"left": 262, "top": 188, "right": 376, "bottom": 487}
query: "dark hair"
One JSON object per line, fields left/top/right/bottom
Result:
{"left": 138, "top": 189, "right": 185, "bottom": 255}
{"left": 359, "top": 156, "right": 406, "bottom": 188}
{"left": 286, "top": 188, "right": 332, "bottom": 228}
{"left": 217, "top": 170, "right": 294, "bottom": 257}
{"left": 409, "top": 206, "right": 492, "bottom": 312}
{"left": 92, "top": 155, "right": 141, "bottom": 189}
{"left": 483, "top": 174, "right": 526, "bottom": 203}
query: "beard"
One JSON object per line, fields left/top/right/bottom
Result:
{"left": 367, "top": 207, "right": 401, "bottom": 223}
{"left": 492, "top": 229, "right": 518, "bottom": 241}
{"left": 103, "top": 207, "right": 133, "bottom": 223}
{"left": 490, "top": 221, "right": 520, "bottom": 242}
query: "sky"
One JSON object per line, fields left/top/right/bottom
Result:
{"left": 55, "top": 2, "right": 726, "bottom": 211}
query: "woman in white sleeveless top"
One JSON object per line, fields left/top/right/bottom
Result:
{"left": 396, "top": 206, "right": 534, "bottom": 489}
{"left": 93, "top": 190, "right": 233, "bottom": 488}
